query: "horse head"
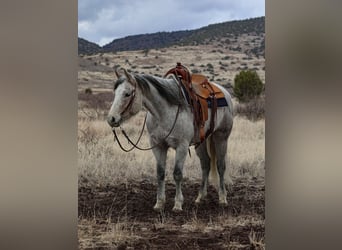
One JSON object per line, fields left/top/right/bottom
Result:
{"left": 107, "top": 68, "right": 143, "bottom": 127}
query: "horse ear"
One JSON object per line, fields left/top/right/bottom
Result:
{"left": 114, "top": 67, "right": 121, "bottom": 79}
{"left": 123, "top": 68, "right": 136, "bottom": 86}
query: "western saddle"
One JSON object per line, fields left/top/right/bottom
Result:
{"left": 165, "top": 62, "right": 226, "bottom": 145}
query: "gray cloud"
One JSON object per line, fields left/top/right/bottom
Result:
{"left": 78, "top": 0, "right": 264, "bottom": 46}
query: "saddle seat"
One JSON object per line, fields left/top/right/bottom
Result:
{"left": 191, "top": 74, "right": 225, "bottom": 99}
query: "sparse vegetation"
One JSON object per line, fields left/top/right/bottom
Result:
{"left": 78, "top": 91, "right": 113, "bottom": 120}
{"left": 235, "top": 96, "right": 265, "bottom": 121}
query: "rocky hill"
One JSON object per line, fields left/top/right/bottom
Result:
{"left": 102, "top": 31, "right": 190, "bottom": 53}
{"left": 178, "top": 17, "right": 264, "bottom": 46}
{"left": 79, "top": 16, "right": 264, "bottom": 57}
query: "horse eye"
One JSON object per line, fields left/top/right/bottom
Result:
{"left": 125, "top": 92, "right": 131, "bottom": 97}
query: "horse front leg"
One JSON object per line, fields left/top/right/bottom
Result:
{"left": 172, "top": 144, "right": 188, "bottom": 212}
{"left": 151, "top": 145, "right": 168, "bottom": 211}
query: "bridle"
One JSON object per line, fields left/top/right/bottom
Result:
{"left": 119, "top": 81, "right": 137, "bottom": 117}
{"left": 111, "top": 76, "right": 182, "bottom": 152}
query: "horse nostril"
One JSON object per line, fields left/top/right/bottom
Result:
{"left": 107, "top": 115, "right": 121, "bottom": 127}
{"left": 107, "top": 116, "right": 115, "bottom": 125}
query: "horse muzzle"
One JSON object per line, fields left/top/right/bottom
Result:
{"left": 107, "top": 116, "right": 121, "bottom": 128}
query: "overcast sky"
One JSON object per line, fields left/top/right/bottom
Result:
{"left": 78, "top": 0, "right": 265, "bottom": 46}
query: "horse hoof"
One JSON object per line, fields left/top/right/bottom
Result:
{"left": 219, "top": 201, "right": 228, "bottom": 207}
{"left": 153, "top": 202, "right": 165, "bottom": 212}
{"left": 172, "top": 207, "right": 183, "bottom": 213}
{"left": 195, "top": 193, "right": 207, "bottom": 204}
{"left": 172, "top": 204, "right": 183, "bottom": 212}
{"left": 153, "top": 206, "right": 162, "bottom": 212}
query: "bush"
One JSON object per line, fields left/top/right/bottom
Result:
{"left": 85, "top": 88, "right": 92, "bottom": 94}
{"left": 207, "top": 63, "right": 214, "bottom": 69}
{"left": 233, "top": 70, "right": 263, "bottom": 102}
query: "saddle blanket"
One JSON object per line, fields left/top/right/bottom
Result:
{"left": 180, "top": 84, "right": 228, "bottom": 108}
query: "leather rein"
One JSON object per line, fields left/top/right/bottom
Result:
{"left": 112, "top": 76, "right": 182, "bottom": 152}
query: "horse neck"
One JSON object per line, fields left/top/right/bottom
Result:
{"left": 141, "top": 80, "right": 175, "bottom": 121}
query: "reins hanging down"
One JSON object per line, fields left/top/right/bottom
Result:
{"left": 112, "top": 113, "right": 146, "bottom": 152}
{"left": 112, "top": 104, "right": 181, "bottom": 151}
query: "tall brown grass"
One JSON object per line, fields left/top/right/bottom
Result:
{"left": 234, "top": 95, "right": 265, "bottom": 121}
{"left": 78, "top": 108, "right": 265, "bottom": 186}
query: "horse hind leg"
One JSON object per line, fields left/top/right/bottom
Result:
{"left": 172, "top": 144, "right": 188, "bottom": 212}
{"left": 152, "top": 146, "right": 168, "bottom": 211}
{"left": 195, "top": 142, "right": 210, "bottom": 204}
{"left": 213, "top": 131, "right": 230, "bottom": 206}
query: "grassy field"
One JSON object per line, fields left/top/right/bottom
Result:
{"left": 78, "top": 113, "right": 264, "bottom": 186}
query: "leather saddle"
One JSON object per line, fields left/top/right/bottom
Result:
{"left": 165, "top": 63, "right": 226, "bottom": 145}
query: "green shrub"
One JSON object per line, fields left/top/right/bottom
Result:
{"left": 233, "top": 70, "right": 263, "bottom": 102}
{"left": 85, "top": 88, "right": 92, "bottom": 94}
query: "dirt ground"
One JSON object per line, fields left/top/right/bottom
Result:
{"left": 79, "top": 177, "right": 264, "bottom": 249}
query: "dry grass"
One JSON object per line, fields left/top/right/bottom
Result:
{"left": 234, "top": 96, "right": 265, "bottom": 121}
{"left": 78, "top": 218, "right": 140, "bottom": 249}
{"left": 78, "top": 213, "right": 265, "bottom": 249}
{"left": 78, "top": 107, "right": 264, "bottom": 186}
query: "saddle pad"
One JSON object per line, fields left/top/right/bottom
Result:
{"left": 207, "top": 97, "right": 228, "bottom": 108}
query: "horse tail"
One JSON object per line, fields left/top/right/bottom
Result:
{"left": 206, "top": 135, "right": 219, "bottom": 190}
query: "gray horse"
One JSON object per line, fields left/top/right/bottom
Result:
{"left": 107, "top": 68, "right": 233, "bottom": 212}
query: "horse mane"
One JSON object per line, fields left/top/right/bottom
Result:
{"left": 134, "top": 74, "right": 184, "bottom": 106}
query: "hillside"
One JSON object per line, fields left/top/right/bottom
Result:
{"left": 102, "top": 31, "right": 190, "bottom": 52}
{"left": 79, "top": 17, "right": 264, "bottom": 57}
{"left": 178, "top": 17, "right": 264, "bottom": 45}
{"left": 78, "top": 37, "right": 102, "bottom": 55}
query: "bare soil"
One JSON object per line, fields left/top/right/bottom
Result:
{"left": 79, "top": 177, "right": 264, "bottom": 249}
